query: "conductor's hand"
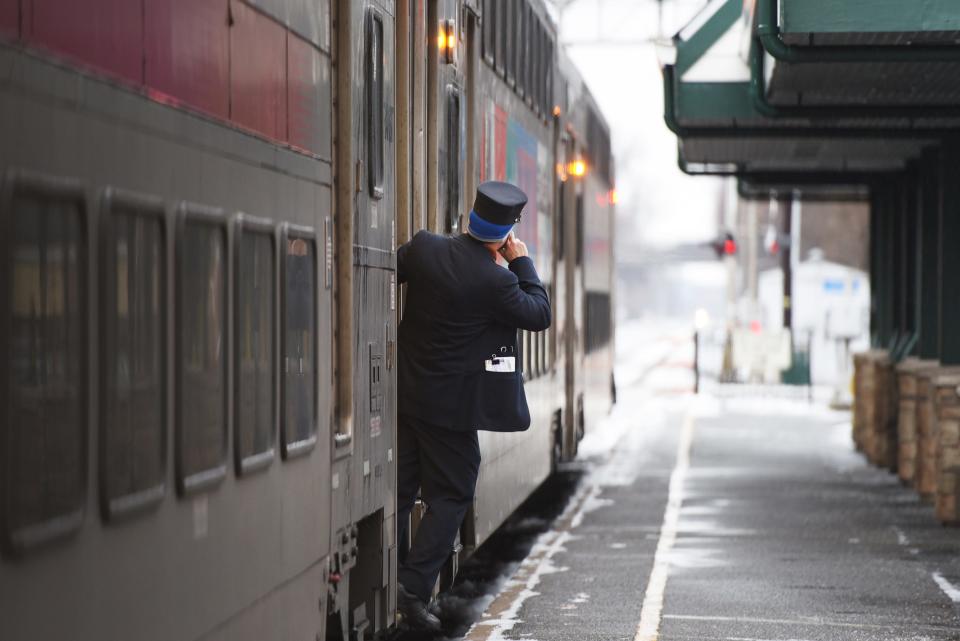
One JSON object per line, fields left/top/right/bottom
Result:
{"left": 499, "top": 233, "right": 528, "bottom": 262}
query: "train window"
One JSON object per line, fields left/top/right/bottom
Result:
{"left": 547, "top": 283, "right": 556, "bottom": 370}
{"left": 101, "top": 189, "right": 166, "bottom": 520}
{"left": 575, "top": 193, "right": 584, "bottom": 266}
{"left": 529, "top": 331, "right": 537, "bottom": 379}
{"left": 3, "top": 174, "right": 87, "bottom": 553}
{"left": 515, "top": 1, "right": 525, "bottom": 98}
{"left": 528, "top": 6, "right": 536, "bottom": 101}
{"left": 546, "top": 38, "right": 554, "bottom": 117}
{"left": 235, "top": 217, "right": 276, "bottom": 475}
{"left": 176, "top": 205, "right": 228, "bottom": 495}
{"left": 366, "top": 10, "right": 385, "bottom": 200}
{"left": 518, "top": 330, "right": 526, "bottom": 382}
{"left": 586, "top": 292, "right": 612, "bottom": 353}
{"left": 560, "top": 75, "right": 568, "bottom": 116}
{"left": 537, "top": 331, "right": 543, "bottom": 377}
{"left": 495, "top": 0, "right": 506, "bottom": 75}
{"left": 482, "top": 0, "right": 495, "bottom": 65}
{"left": 524, "top": 331, "right": 532, "bottom": 380}
{"left": 525, "top": 5, "right": 534, "bottom": 106}
{"left": 281, "top": 226, "right": 318, "bottom": 458}
{"left": 505, "top": 0, "right": 516, "bottom": 87}
{"left": 544, "top": 36, "right": 550, "bottom": 116}
{"left": 525, "top": 331, "right": 532, "bottom": 379}
{"left": 531, "top": 20, "right": 540, "bottom": 114}
{"left": 541, "top": 328, "right": 547, "bottom": 374}
{"left": 537, "top": 19, "right": 545, "bottom": 113}
{"left": 532, "top": 330, "right": 540, "bottom": 378}
{"left": 540, "top": 328, "right": 547, "bottom": 374}
{"left": 445, "top": 86, "right": 462, "bottom": 233}
{"left": 557, "top": 178, "right": 565, "bottom": 261}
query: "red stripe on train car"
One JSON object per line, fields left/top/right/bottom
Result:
{"left": 145, "top": 0, "right": 229, "bottom": 120}
{"left": 287, "top": 31, "right": 328, "bottom": 156}
{"left": 23, "top": 0, "right": 143, "bottom": 84}
{"left": 0, "top": 0, "right": 17, "bottom": 39}
{"left": 230, "top": 0, "right": 287, "bottom": 142}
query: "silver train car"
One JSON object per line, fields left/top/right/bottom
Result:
{"left": 0, "top": 1, "right": 614, "bottom": 640}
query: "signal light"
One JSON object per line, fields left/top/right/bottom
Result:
{"left": 609, "top": 189, "right": 620, "bottom": 205}
{"left": 763, "top": 224, "right": 780, "bottom": 255}
{"left": 567, "top": 159, "right": 586, "bottom": 178}
{"left": 712, "top": 232, "right": 737, "bottom": 258}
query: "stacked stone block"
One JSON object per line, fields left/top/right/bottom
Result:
{"left": 870, "top": 354, "right": 898, "bottom": 470}
{"left": 853, "top": 352, "right": 880, "bottom": 453}
{"left": 853, "top": 350, "right": 889, "bottom": 456}
{"left": 896, "top": 359, "right": 937, "bottom": 484}
{"left": 915, "top": 368, "right": 939, "bottom": 501}
{"left": 932, "top": 374, "right": 960, "bottom": 523}
{"left": 855, "top": 350, "right": 960, "bottom": 524}
{"left": 853, "top": 350, "right": 897, "bottom": 467}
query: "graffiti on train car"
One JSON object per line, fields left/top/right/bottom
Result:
{"left": 482, "top": 100, "right": 551, "bottom": 275}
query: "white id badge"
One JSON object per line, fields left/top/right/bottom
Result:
{"left": 484, "top": 356, "right": 516, "bottom": 373}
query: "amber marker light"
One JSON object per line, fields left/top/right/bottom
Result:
{"left": 552, "top": 105, "right": 561, "bottom": 117}
{"left": 439, "top": 19, "right": 456, "bottom": 63}
{"left": 568, "top": 159, "right": 586, "bottom": 177}
{"left": 609, "top": 189, "right": 620, "bottom": 205}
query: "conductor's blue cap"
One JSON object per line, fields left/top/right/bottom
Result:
{"left": 466, "top": 181, "right": 527, "bottom": 243}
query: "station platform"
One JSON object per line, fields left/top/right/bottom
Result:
{"left": 464, "top": 352, "right": 960, "bottom": 640}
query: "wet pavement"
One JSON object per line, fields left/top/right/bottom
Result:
{"left": 456, "top": 345, "right": 960, "bottom": 640}
{"left": 398, "top": 328, "right": 960, "bottom": 641}
{"left": 659, "top": 400, "right": 960, "bottom": 641}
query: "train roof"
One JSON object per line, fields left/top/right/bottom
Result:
{"left": 556, "top": 46, "right": 611, "bottom": 141}
{"left": 556, "top": 45, "right": 614, "bottom": 185}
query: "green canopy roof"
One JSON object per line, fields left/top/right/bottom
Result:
{"left": 661, "top": 0, "right": 960, "bottom": 178}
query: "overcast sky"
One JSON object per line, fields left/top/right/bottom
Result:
{"left": 547, "top": 0, "right": 724, "bottom": 251}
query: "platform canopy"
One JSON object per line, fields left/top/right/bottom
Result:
{"left": 661, "top": 0, "right": 960, "bottom": 181}
{"left": 737, "top": 174, "right": 870, "bottom": 202}
{"left": 760, "top": 0, "right": 960, "bottom": 108}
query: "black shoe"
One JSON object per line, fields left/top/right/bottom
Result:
{"left": 398, "top": 584, "right": 441, "bottom": 633}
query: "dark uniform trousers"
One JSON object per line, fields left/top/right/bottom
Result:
{"left": 396, "top": 413, "right": 480, "bottom": 602}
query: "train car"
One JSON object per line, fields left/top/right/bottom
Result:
{"left": 467, "top": 0, "right": 561, "bottom": 552}
{"left": 0, "top": 2, "right": 393, "bottom": 639}
{"left": 557, "top": 51, "right": 617, "bottom": 443}
{"left": 0, "top": 1, "right": 614, "bottom": 640}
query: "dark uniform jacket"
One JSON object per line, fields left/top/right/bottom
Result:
{"left": 397, "top": 231, "right": 551, "bottom": 432}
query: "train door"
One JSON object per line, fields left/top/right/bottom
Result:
{"left": 395, "top": 0, "right": 428, "bottom": 329}
{"left": 428, "top": 0, "right": 465, "bottom": 234}
{"left": 552, "top": 129, "right": 569, "bottom": 464}
{"left": 395, "top": 0, "right": 428, "bottom": 249}
{"left": 330, "top": 0, "right": 398, "bottom": 638}
{"left": 463, "top": 3, "right": 479, "bottom": 217}
{"left": 562, "top": 138, "right": 586, "bottom": 460}
{"left": 407, "top": 0, "right": 469, "bottom": 596}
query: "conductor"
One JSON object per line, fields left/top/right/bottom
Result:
{"left": 395, "top": 181, "right": 551, "bottom": 631}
